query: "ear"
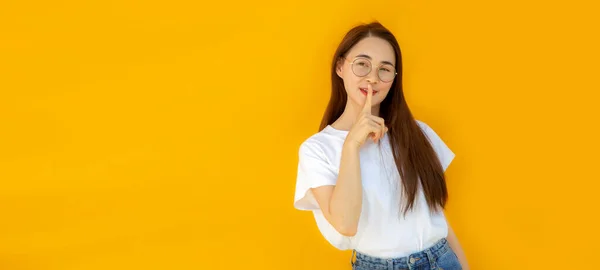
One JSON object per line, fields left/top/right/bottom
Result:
{"left": 335, "top": 58, "right": 344, "bottom": 78}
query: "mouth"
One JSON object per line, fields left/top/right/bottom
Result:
{"left": 359, "top": 87, "right": 378, "bottom": 95}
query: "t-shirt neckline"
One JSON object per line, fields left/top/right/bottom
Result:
{"left": 325, "top": 124, "right": 349, "bottom": 134}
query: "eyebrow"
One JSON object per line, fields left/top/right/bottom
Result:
{"left": 355, "top": 54, "right": 395, "bottom": 66}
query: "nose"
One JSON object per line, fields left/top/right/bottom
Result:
{"left": 366, "top": 77, "right": 378, "bottom": 84}
{"left": 366, "top": 70, "right": 379, "bottom": 84}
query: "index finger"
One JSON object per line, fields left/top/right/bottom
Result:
{"left": 362, "top": 84, "right": 373, "bottom": 114}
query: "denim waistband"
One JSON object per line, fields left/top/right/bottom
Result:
{"left": 351, "top": 238, "right": 451, "bottom": 269}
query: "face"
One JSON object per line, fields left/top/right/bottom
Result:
{"left": 336, "top": 36, "right": 396, "bottom": 110}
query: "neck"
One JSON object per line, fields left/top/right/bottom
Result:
{"left": 333, "top": 99, "right": 381, "bottom": 131}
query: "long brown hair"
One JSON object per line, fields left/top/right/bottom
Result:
{"left": 319, "top": 21, "right": 448, "bottom": 216}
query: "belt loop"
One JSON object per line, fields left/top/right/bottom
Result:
{"left": 350, "top": 249, "right": 357, "bottom": 266}
{"left": 425, "top": 249, "right": 437, "bottom": 270}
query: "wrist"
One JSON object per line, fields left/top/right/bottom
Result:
{"left": 342, "top": 141, "right": 360, "bottom": 153}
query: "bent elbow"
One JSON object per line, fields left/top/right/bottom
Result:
{"left": 337, "top": 225, "right": 358, "bottom": 237}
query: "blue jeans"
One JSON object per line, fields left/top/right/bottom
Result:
{"left": 350, "top": 238, "right": 462, "bottom": 270}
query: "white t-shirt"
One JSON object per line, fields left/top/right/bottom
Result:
{"left": 293, "top": 120, "right": 455, "bottom": 258}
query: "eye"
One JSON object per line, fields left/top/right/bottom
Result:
{"left": 354, "top": 59, "right": 371, "bottom": 67}
{"left": 380, "top": 65, "right": 394, "bottom": 73}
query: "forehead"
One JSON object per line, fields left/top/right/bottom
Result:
{"left": 346, "top": 37, "right": 395, "bottom": 64}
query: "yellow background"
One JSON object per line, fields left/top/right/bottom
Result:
{"left": 1, "top": 0, "right": 599, "bottom": 269}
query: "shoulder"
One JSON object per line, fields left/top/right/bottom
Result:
{"left": 414, "top": 119, "right": 455, "bottom": 170}
{"left": 298, "top": 127, "right": 344, "bottom": 161}
{"left": 298, "top": 135, "right": 326, "bottom": 160}
{"left": 299, "top": 132, "right": 331, "bottom": 157}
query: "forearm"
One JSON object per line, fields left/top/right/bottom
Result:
{"left": 447, "top": 223, "right": 470, "bottom": 270}
{"left": 328, "top": 143, "right": 363, "bottom": 235}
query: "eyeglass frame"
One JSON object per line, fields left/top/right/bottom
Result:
{"left": 343, "top": 56, "right": 398, "bottom": 83}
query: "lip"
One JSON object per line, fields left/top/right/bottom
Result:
{"left": 359, "top": 87, "right": 378, "bottom": 95}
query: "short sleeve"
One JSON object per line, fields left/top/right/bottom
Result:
{"left": 418, "top": 121, "right": 455, "bottom": 171}
{"left": 293, "top": 140, "right": 338, "bottom": 211}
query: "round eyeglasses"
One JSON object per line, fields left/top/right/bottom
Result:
{"left": 345, "top": 57, "right": 397, "bottom": 83}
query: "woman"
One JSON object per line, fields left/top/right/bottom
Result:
{"left": 293, "top": 22, "right": 469, "bottom": 270}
